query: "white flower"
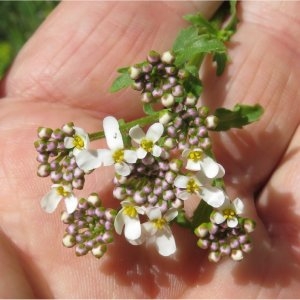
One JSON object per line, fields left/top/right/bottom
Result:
{"left": 141, "top": 207, "right": 178, "bottom": 256}
{"left": 64, "top": 127, "right": 90, "bottom": 156}
{"left": 114, "top": 200, "right": 145, "bottom": 241}
{"left": 75, "top": 116, "right": 137, "bottom": 176}
{"left": 210, "top": 197, "right": 244, "bottom": 228}
{"left": 182, "top": 148, "right": 225, "bottom": 179}
{"left": 41, "top": 184, "right": 78, "bottom": 214}
{"left": 129, "top": 123, "right": 164, "bottom": 159}
{"left": 174, "top": 172, "right": 225, "bottom": 208}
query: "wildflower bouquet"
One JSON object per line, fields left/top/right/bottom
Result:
{"left": 34, "top": 1, "right": 263, "bottom": 263}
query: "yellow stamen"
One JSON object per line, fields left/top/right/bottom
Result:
{"left": 141, "top": 139, "right": 154, "bottom": 152}
{"left": 223, "top": 208, "right": 236, "bottom": 219}
{"left": 186, "top": 178, "right": 200, "bottom": 194}
{"left": 188, "top": 150, "right": 203, "bottom": 162}
{"left": 73, "top": 135, "right": 85, "bottom": 149}
{"left": 112, "top": 149, "right": 124, "bottom": 163}
{"left": 152, "top": 218, "right": 166, "bottom": 230}
{"left": 123, "top": 206, "right": 137, "bottom": 218}
{"left": 56, "top": 186, "right": 70, "bottom": 197}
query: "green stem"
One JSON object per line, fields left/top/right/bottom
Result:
{"left": 88, "top": 110, "right": 164, "bottom": 142}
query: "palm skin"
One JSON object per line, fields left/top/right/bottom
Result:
{"left": 0, "top": 1, "right": 300, "bottom": 298}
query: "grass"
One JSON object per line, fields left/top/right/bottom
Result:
{"left": 0, "top": 1, "right": 58, "bottom": 78}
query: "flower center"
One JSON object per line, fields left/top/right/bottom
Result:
{"left": 186, "top": 178, "right": 200, "bottom": 194}
{"left": 141, "top": 139, "right": 154, "bottom": 152}
{"left": 152, "top": 218, "right": 166, "bottom": 230}
{"left": 188, "top": 150, "right": 203, "bottom": 162}
{"left": 223, "top": 208, "right": 236, "bottom": 219}
{"left": 123, "top": 206, "right": 137, "bottom": 218}
{"left": 112, "top": 149, "right": 124, "bottom": 163}
{"left": 56, "top": 186, "right": 70, "bottom": 197}
{"left": 73, "top": 135, "right": 85, "bottom": 149}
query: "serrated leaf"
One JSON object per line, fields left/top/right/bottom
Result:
{"left": 184, "top": 13, "right": 217, "bottom": 35}
{"left": 109, "top": 72, "right": 133, "bottom": 93}
{"left": 191, "top": 200, "right": 213, "bottom": 229}
{"left": 172, "top": 26, "right": 199, "bottom": 53}
{"left": 213, "top": 104, "right": 264, "bottom": 131}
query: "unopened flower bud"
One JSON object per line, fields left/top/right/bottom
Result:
{"left": 62, "top": 234, "right": 76, "bottom": 248}
{"left": 92, "top": 244, "right": 107, "bottom": 259}
{"left": 62, "top": 122, "right": 75, "bottom": 136}
{"left": 141, "top": 92, "right": 153, "bottom": 103}
{"left": 194, "top": 223, "right": 209, "bottom": 238}
{"left": 132, "top": 80, "right": 144, "bottom": 91}
{"left": 129, "top": 65, "right": 142, "bottom": 80}
{"left": 198, "top": 106, "right": 210, "bottom": 117}
{"left": 147, "top": 50, "right": 161, "bottom": 64}
{"left": 161, "top": 50, "right": 175, "bottom": 64}
{"left": 172, "top": 85, "right": 184, "bottom": 97}
{"left": 164, "top": 137, "right": 176, "bottom": 149}
{"left": 38, "top": 127, "right": 53, "bottom": 139}
{"left": 231, "top": 249, "right": 244, "bottom": 261}
{"left": 185, "top": 93, "right": 197, "bottom": 106}
{"left": 177, "top": 68, "right": 189, "bottom": 80}
{"left": 87, "top": 193, "right": 101, "bottom": 206}
{"left": 243, "top": 218, "right": 256, "bottom": 233}
{"left": 159, "top": 111, "right": 172, "bottom": 125}
{"left": 37, "top": 163, "right": 51, "bottom": 177}
{"left": 205, "top": 115, "right": 219, "bottom": 129}
{"left": 169, "top": 159, "right": 182, "bottom": 172}
{"left": 161, "top": 93, "right": 175, "bottom": 107}
{"left": 208, "top": 251, "right": 221, "bottom": 263}
{"left": 142, "top": 62, "right": 153, "bottom": 73}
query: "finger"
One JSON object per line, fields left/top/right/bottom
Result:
{"left": 201, "top": 1, "right": 300, "bottom": 191}
{"left": 2, "top": 1, "right": 221, "bottom": 120}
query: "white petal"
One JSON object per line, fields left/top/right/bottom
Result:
{"left": 201, "top": 186, "right": 225, "bottom": 208}
{"left": 201, "top": 156, "right": 220, "bottom": 179}
{"left": 232, "top": 197, "right": 244, "bottom": 215}
{"left": 182, "top": 148, "right": 190, "bottom": 158}
{"left": 41, "top": 189, "right": 62, "bottom": 213}
{"left": 65, "top": 195, "right": 78, "bottom": 214}
{"left": 152, "top": 145, "right": 162, "bottom": 157}
{"left": 174, "top": 175, "right": 189, "bottom": 189}
{"left": 64, "top": 137, "right": 74, "bottom": 149}
{"left": 210, "top": 211, "right": 226, "bottom": 224}
{"left": 164, "top": 208, "right": 178, "bottom": 222}
{"left": 114, "top": 210, "right": 125, "bottom": 235}
{"left": 99, "top": 149, "right": 114, "bottom": 166}
{"left": 186, "top": 159, "right": 201, "bottom": 171}
{"left": 124, "top": 216, "right": 141, "bottom": 240}
{"left": 142, "top": 222, "right": 157, "bottom": 235}
{"left": 103, "top": 116, "right": 124, "bottom": 150}
{"left": 146, "top": 123, "right": 164, "bottom": 142}
{"left": 115, "top": 162, "right": 131, "bottom": 176}
{"left": 129, "top": 125, "right": 145, "bottom": 143}
{"left": 216, "top": 164, "right": 225, "bottom": 178}
{"left": 146, "top": 207, "right": 162, "bottom": 220}
{"left": 124, "top": 150, "right": 137, "bottom": 164}
{"left": 76, "top": 149, "right": 103, "bottom": 171}
{"left": 177, "top": 191, "right": 190, "bottom": 201}
{"left": 227, "top": 217, "right": 239, "bottom": 228}
{"left": 155, "top": 228, "right": 176, "bottom": 256}
{"left": 136, "top": 147, "right": 147, "bottom": 159}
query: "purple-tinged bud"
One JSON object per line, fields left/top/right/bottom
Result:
{"left": 142, "top": 155, "right": 155, "bottom": 165}
{"left": 66, "top": 224, "right": 78, "bottom": 235}
{"left": 210, "top": 241, "right": 219, "bottom": 251}
{"left": 158, "top": 161, "right": 169, "bottom": 171}
{"left": 144, "top": 82, "right": 154, "bottom": 92}
{"left": 141, "top": 92, "right": 153, "bottom": 103}
{"left": 62, "top": 123, "right": 75, "bottom": 136}
{"left": 50, "top": 170, "right": 62, "bottom": 182}
{"left": 230, "top": 237, "right": 240, "bottom": 249}
{"left": 62, "top": 234, "right": 76, "bottom": 248}
{"left": 105, "top": 220, "right": 113, "bottom": 231}
{"left": 189, "top": 136, "right": 199, "bottom": 146}
{"left": 153, "top": 185, "right": 163, "bottom": 196}
{"left": 142, "top": 62, "right": 153, "bottom": 73}
{"left": 184, "top": 93, "right": 197, "bottom": 106}
{"left": 197, "top": 126, "right": 208, "bottom": 137}
{"left": 155, "top": 201, "right": 168, "bottom": 213}
{"left": 161, "top": 50, "right": 175, "bottom": 64}
{"left": 165, "top": 171, "right": 176, "bottom": 184}
{"left": 165, "top": 66, "right": 176, "bottom": 75}
{"left": 57, "top": 141, "right": 66, "bottom": 151}
{"left": 200, "top": 137, "right": 211, "bottom": 150}
{"left": 220, "top": 243, "right": 231, "bottom": 256}
{"left": 156, "top": 62, "right": 165, "bottom": 71}
{"left": 73, "top": 167, "right": 84, "bottom": 179}
{"left": 231, "top": 249, "right": 244, "bottom": 261}
{"left": 77, "top": 198, "right": 89, "bottom": 210}
{"left": 148, "top": 193, "right": 158, "bottom": 204}
{"left": 208, "top": 251, "right": 221, "bottom": 263}
{"left": 197, "top": 238, "right": 210, "bottom": 249}
{"left": 198, "top": 106, "right": 210, "bottom": 118}
{"left": 177, "top": 69, "right": 189, "bottom": 80}
{"left": 208, "top": 223, "right": 219, "bottom": 235}
{"left": 75, "top": 244, "right": 88, "bottom": 256}
{"left": 143, "top": 184, "right": 152, "bottom": 194}
{"left": 168, "top": 76, "right": 177, "bottom": 86}
{"left": 188, "top": 127, "right": 196, "bottom": 136}
{"left": 187, "top": 107, "right": 198, "bottom": 118}
{"left": 164, "top": 138, "right": 176, "bottom": 149}
{"left": 38, "top": 127, "right": 53, "bottom": 140}
{"left": 51, "top": 129, "right": 64, "bottom": 141}
{"left": 132, "top": 80, "right": 144, "bottom": 91}
{"left": 162, "top": 83, "right": 173, "bottom": 91}
{"left": 241, "top": 242, "right": 253, "bottom": 253}
{"left": 238, "top": 234, "right": 248, "bottom": 244}
{"left": 167, "top": 125, "right": 177, "bottom": 138}
{"left": 172, "top": 85, "right": 184, "bottom": 97}
{"left": 34, "top": 140, "right": 47, "bottom": 153}
{"left": 84, "top": 240, "right": 95, "bottom": 250}
{"left": 163, "top": 190, "right": 175, "bottom": 201}
{"left": 174, "top": 102, "right": 184, "bottom": 113}
{"left": 133, "top": 191, "right": 146, "bottom": 204}
{"left": 95, "top": 207, "right": 105, "bottom": 218}
{"left": 152, "top": 88, "right": 163, "bottom": 99}
{"left": 37, "top": 153, "right": 49, "bottom": 163}
{"left": 105, "top": 209, "right": 116, "bottom": 222}
{"left": 173, "top": 116, "right": 183, "bottom": 129}
{"left": 72, "top": 178, "right": 84, "bottom": 190}
{"left": 243, "top": 218, "right": 256, "bottom": 233}
{"left": 147, "top": 50, "right": 161, "bottom": 64}
{"left": 193, "top": 117, "right": 202, "bottom": 126}
{"left": 102, "top": 231, "right": 114, "bottom": 243}
{"left": 63, "top": 171, "right": 73, "bottom": 182}
{"left": 129, "top": 65, "right": 142, "bottom": 80}
{"left": 113, "top": 187, "right": 126, "bottom": 200}
{"left": 169, "top": 159, "right": 182, "bottom": 172}
{"left": 37, "top": 163, "right": 51, "bottom": 177}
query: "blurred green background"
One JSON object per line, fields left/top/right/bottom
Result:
{"left": 0, "top": 1, "right": 58, "bottom": 79}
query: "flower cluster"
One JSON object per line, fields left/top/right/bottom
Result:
{"left": 35, "top": 44, "right": 259, "bottom": 261}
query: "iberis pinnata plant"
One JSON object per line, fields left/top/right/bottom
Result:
{"left": 34, "top": 2, "right": 263, "bottom": 262}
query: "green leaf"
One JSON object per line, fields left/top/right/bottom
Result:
{"left": 117, "top": 66, "right": 130, "bottom": 74}
{"left": 182, "top": 75, "right": 203, "bottom": 98}
{"left": 172, "top": 26, "right": 199, "bottom": 53}
{"left": 109, "top": 72, "right": 133, "bottom": 93}
{"left": 213, "top": 104, "right": 264, "bottom": 131}
{"left": 183, "top": 13, "right": 217, "bottom": 35}
{"left": 175, "top": 209, "right": 192, "bottom": 228}
{"left": 143, "top": 103, "right": 156, "bottom": 115}
{"left": 213, "top": 52, "right": 228, "bottom": 76}
{"left": 191, "top": 200, "right": 213, "bottom": 229}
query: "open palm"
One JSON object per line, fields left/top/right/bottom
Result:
{"left": 1, "top": 1, "right": 300, "bottom": 298}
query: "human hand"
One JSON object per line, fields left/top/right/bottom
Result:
{"left": 0, "top": 1, "right": 300, "bottom": 298}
